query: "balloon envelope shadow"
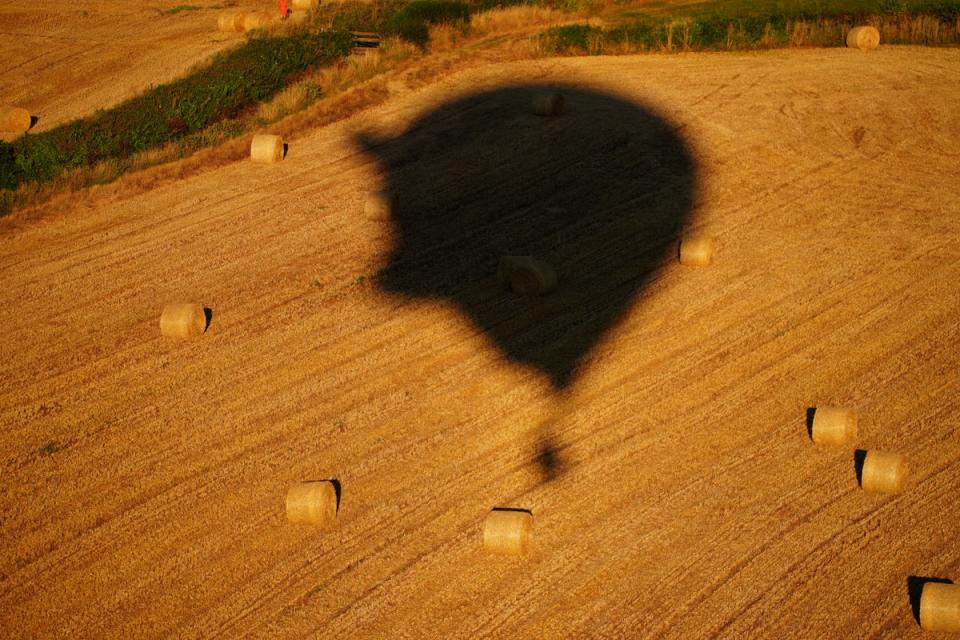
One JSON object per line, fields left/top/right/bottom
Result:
{"left": 358, "top": 85, "right": 698, "bottom": 391}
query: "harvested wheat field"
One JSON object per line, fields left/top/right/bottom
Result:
{"left": 1, "top": 46, "right": 959, "bottom": 638}
{"left": 0, "top": 0, "right": 243, "bottom": 138}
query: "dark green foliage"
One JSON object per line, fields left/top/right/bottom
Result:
{"left": 470, "top": 0, "right": 536, "bottom": 11}
{"left": 0, "top": 31, "right": 353, "bottom": 192}
{"left": 542, "top": 24, "right": 605, "bottom": 53}
{"left": 315, "top": 0, "right": 471, "bottom": 47}
{"left": 388, "top": 0, "right": 472, "bottom": 46}
{"left": 546, "top": 0, "right": 960, "bottom": 55}
{"left": 318, "top": 0, "right": 407, "bottom": 32}
{"left": 672, "top": 0, "right": 960, "bottom": 20}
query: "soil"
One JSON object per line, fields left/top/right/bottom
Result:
{"left": 1, "top": 45, "right": 959, "bottom": 638}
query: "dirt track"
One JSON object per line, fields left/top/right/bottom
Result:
{"left": 0, "top": 0, "right": 249, "bottom": 137}
{"left": 1, "top": 47, "right": 959, "bottom": 638}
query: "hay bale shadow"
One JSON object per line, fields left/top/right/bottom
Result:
{"left": 907, "top": 575, "right": 954, "bottom": 626}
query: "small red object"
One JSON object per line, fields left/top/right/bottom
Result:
{"left": 279, "top": 0, "right": 289, "bottom": 18}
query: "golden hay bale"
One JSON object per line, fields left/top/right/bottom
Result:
{"left": 292, "top": 0, "right": 320, "bottom": 9}
{"left": 286, "top": 481, "right": 338, "bottom": 525}
{"left": 218, "top": 12, "right": 245, "bottom": 32}
{"left": 251, "top": 134, "right": 284, "bottom": 163}
{"left": 243, "top": 11, "right": 274, "bottom": 31}
{"left": 531, "top": 92, "right": 564, "bottom": 117}
{"left": 483, "top": 509, "right": 532, "bottom": 555}
{"left": 920, "top": 583, "right": 960, "bottom": 632}
{"left": 159, "top": 303, "right": 208, "bottom": 339}
{"left": 0, "top": 106, "right": 32, "bottom": 133}
{"left": 860, "top": 450, "right": 907, "bottom": 495}
{"left": 497, "top": 256, "right": 557, "bottom": 295}
{"left": 678, "top": 236, "right": 716, "bottom": 267}
{"left": 364, "top": 190, "right": 398, "bottom": 221}
{"left": 811, "top": 406, "right": 858, "bottom": 447}
{"left": 846, "top": 25, "right": 880, "bottom": 50}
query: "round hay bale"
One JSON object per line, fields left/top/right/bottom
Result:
{"left": 218, "top": 12, "right": 245, "bottom": 32}
{"left": 860, "top": 450, "right": 907, "bottom": 494}
{"left": 531, "top": 92, "right": 564, "bottom": 117}
{"left": 920, "top": 582, "right": 960, "bottom": 632}
{"left": 243, "top": 11, "right": 274, "bottom": 31}
{"left": 251, "top": 134, "right": 284, "bottom": 163}
{"left": 497, "top": 256, "right": 557, "bottom": 295}
{"left": 846, "top": 25, "right": 880, "bottom": 50}
{"left": 811, "top": 406, "right": 858, "bottom": 446}
{"left": 483, "top": 509, "right": 532, "bottom": 555}
{"left": 678, "top": 236, "right": 716, "bottom": 267}
{"left": 0, "top": 106, "right": 32, "bottom": 133}
{"left": 286, "top": 481, "right": 338, "bottom": 525}
{"left": 364, "top": 190, "right": 398, "bottom": 221}
{"left": 292, "top": 0, "right": 320, "bottom": 9}
{"left": 160, "top": 303, "right": 208, "bottom": 338}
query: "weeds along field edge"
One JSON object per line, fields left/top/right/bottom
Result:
{"left": 2, "top": 0, "right": 959, "bottom": 217}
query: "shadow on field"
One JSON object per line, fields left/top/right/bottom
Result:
{"left": 853, "top": 448, "right": 868, "bottom": 487}
{"left": 907, "top": 575, "right": 954, "bottom": 625}
{"left": 356, "top": 84, "right": 698, "bottom": 480}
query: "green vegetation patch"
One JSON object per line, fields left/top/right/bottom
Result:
{"left": 667, "top": 0, "right": 960, "bottom": 20}
{"left": 545, "top": 0, "right": 960, "bottom": 54}
{"left": 390, "top": 0, "right": 472, "bottom": 46}
{"left": 0, "top": 31, "right": 353, "bottom": 194}
{"left": 315, "top": 0, "right": 472, "bottom": 47}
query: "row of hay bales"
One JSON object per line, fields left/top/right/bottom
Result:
{"left": 808, "top": 405, "right": 960, "bottom": 632}
{"left": 285, "top": 480, "right": 535, "bottom": 555}
{"left": 159, "top": 305, "right": 537, "bottom": 555}
{"left": 160, "top": 82, "right": 960, "bottom": 633}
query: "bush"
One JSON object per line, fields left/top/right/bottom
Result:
{"left": 315, "top": 0, "right": 471, "bottom": 48}
{"left": 544, "top": 2, "right": 960, "bottom": 55}
{"left": 318, "top": 0, "right": 406, "bottom": 32}
{"left": 541, "top": 24, "right": 604, "bottom": 54}
{"left": 388, "top": 0, "right": 472, "bottom": 46}
{"left": 0, "top": 30, "right": 353, "bottom": 191}
{"left": 469, "top": 0, "right": 535, "bottom": 11}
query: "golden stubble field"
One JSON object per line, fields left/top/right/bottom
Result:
{"left": 0, "top": 0, "right": 258, "bottom": 138}
{"left": 1, "top": 15, "right": 959, "bottom": 637}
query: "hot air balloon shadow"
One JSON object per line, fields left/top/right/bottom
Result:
{"left": 356, "top": 84, "right": 698, "bottom": 481}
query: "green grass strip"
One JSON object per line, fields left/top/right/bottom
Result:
{"left": 0, "top": 30, "right": 354, "bottom": 192}
{"left": 543, "top": 6, "right": 960, "bottom": 54}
